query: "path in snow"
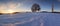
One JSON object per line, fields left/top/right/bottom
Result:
{"left": 0, "top": 12, "right": 60, "bottom": 26}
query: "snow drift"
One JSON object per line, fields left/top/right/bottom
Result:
{"left": 0, "top": 12, "right": 60, "bottom": 26}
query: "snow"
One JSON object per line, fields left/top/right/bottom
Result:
{"left": 0, "top": 12, "right": 60, "bottom": 26}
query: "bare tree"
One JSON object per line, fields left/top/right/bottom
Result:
{"left": 52, "top": 0, "right": 54, "bottom": 13}
{"left": 31, "top": 3, "right": 41, "bottom": 12}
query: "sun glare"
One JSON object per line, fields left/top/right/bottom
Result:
{"left": 7, "top": 9, "right": 15, "bottom": 13}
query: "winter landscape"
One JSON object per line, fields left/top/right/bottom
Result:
{"left": 0, "top": 0, "right": 60, "bottom": 26}
{"left": 0, "top": 12, "right": 60, "bottom": 26}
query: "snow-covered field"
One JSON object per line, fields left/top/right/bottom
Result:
{"left": 0, "top": 12, "right": 60, "bottom": 26}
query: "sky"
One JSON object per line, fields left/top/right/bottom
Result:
{"left": 0, "top": 0, "right": 60, "bottom": 13}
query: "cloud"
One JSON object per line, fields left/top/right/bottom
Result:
{"left": 0, "top": 2, "right": 24, "bottom": 13}
{"left": 58, "top": 0, "right": 60, "bottom": 2}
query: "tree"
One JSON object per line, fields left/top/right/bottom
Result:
{"left": 52, "top": 0, "right": 54, "bottom": 13}
{"left": 31, "top": 3, "right": 41, "bottom": 12}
